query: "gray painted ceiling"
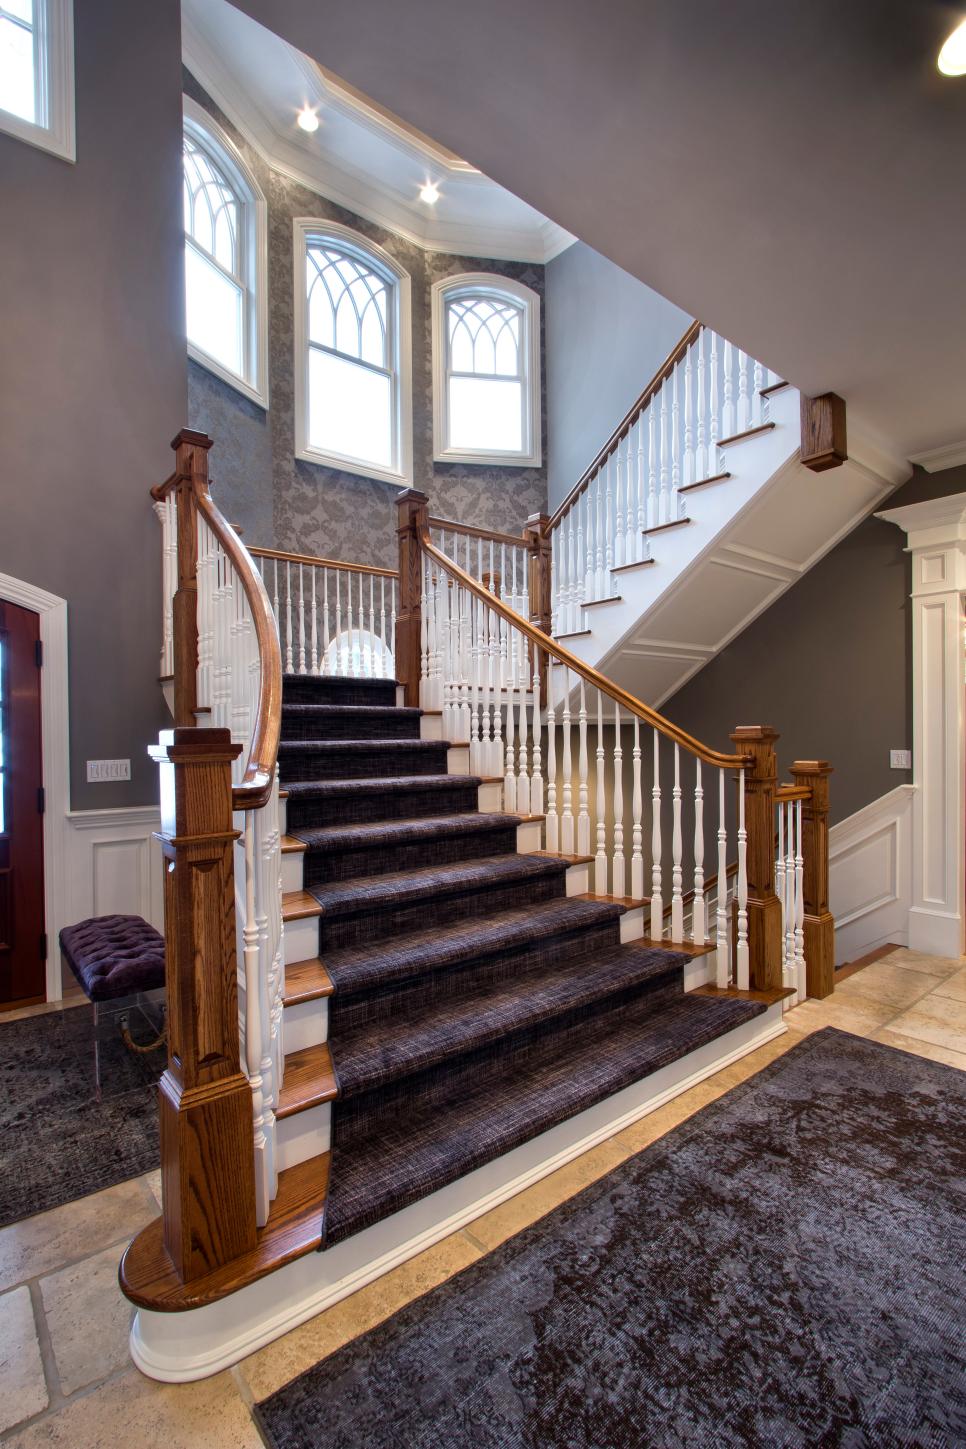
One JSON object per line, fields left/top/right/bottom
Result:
{"left": 233, "top": 0, "right": 966, "bottom": 461}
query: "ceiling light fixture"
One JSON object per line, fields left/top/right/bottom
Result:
{"left": 296, "top": 105, "right": 320, "bottom": 133}
{"left": 938, "top": 17, "right": 966, "bottom": 73}
{"left": 419, "top": 181, "right": 440, "bottom": 205}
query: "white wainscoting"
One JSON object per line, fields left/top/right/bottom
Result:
{"left": 829, "top": 784, "right": 915, "bottom": 964}
{"left": 57, "top": 807, "right": 164, "bottom": 999}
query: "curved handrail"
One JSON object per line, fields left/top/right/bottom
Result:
{"left": 547, "top": 319, "right": 703, "bottom": 532}
{"left": 428, "top": 517, "right": 531, "bottom": 551}
{"left": 198, "top": 496, "right": 282, "bottom": 811}
{"left": 419, "top": 525, "right": 748, "bottom": 770}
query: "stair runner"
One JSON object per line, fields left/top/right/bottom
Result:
{"left": 280, "top": 675, "right": 766, "bottom": 1248}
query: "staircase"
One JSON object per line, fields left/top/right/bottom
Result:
{"left": 274, "top": 672, "right": 765, "bottom": 1249}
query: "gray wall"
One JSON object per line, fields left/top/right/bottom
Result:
{"left": 185, "top": 74, "right": 548, "bottom": 572}
{"left": 0, "top": 0, "right": 186, "bottom": 810}
{"left": 545, "top": 241, "right": 692, "bottom": 510}
{"left": 659, "top": 464, "right": 966, "bottom": 826}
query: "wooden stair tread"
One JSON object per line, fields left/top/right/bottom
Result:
{"left": 277, "top": 1042, "right": 338, "bottom": 1118}
{"left": 678, "top": 470, "right": 731, "bottom": 494}
{"left": 552, "top": 628, "right": 592, "bottom": 640}
{"left": 612, "top": 557, "right": 656, "bottom": 575}
{"left": 717, "top": 421, "right": 776, "bottom": 448}
{"left": 283, "top": 958, "right": 334, "bottom": 1005}
{"left": 532, "top": 850, "right": 594, "bottom": 865}
{"left": 281, "top": 834, "right": 308, "bottom": 854}
{"left": 119, "top": 1152, "right": 330, "bottom": 1311}
{"left": 283, "top": 889, "right": 322, "bottom": 921}
{"left": 639, "top": 937, "right": 716, "bottom": 958}
{"left": 641, "top": 517, "right": 691, "bottom": 536}
{"left": 577, "top": 891, "right": 646, "bottom": 910}
{"left": 693, "top": 983, "right": 795, "bottom": 1005}
{"left": 582, "top": 594, "right": 622, "bottom": 608}
{"left": 759, "top": 379, "right": 789, "bottom": 397}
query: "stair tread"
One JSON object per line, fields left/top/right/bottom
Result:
{"left": 282, "top": 704, "right": 419, "bottom": 717}
{"left": 284, "top": 773, "right": 481, "bottom": 799}
{"left": 283, "top": 958, "right": 334, "bottom": 1005}
{"left": 283, "top": 673, "right": 399, "bottom": 685}
{"left": 281, "top": 834, "right": 307, "bottom": 854}
{"left": 277, "top": 1042, "right": 338, "bottom": 1118}
{"left": 326, "top": 897, "right": 626, "bottom": 997}
{"left": 310, "top": 852, "right": 569, "bottom": 918}
{"left": 331, "top": 941, "right": 688, "bottom": 1099}
{"left": 282, "top": 890, "right": 323, "bottom": 921}
{"left": 293, "top": 812, "right": 520, "bottom": 852}
{"left": 279, "top": 738, "right": 448, "bottom": 753}
{"left": 325, "top": 991, "right": 766, "bottom": 1246}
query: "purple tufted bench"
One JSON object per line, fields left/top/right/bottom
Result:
{"left": 59, "top": 915, "right": 166, "bottom": 1096}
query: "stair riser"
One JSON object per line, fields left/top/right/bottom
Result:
{"left": 279, "top": 743, "right": 451, "bottom": 783}
{"left": 285, "top": 781, "right": 480, "bottom": 832}
{"left": 283, "top": 915, "right": 321, "bottom": 963}
{"left": 281, "top": 850, "right": 304, "bottom": 893}
{"left": 281, "top": 711, "right": 422, "bottom": 742}
{"left": 281, "top": 677, "right": 398, "bottom": 708}
{"left": 333, "top": 975, "right": 684, "bottom": 1148}
{"left": 276, "top": 1102, "right": 331, "bottom": 1173}
{"left": 329, "top": 921, "right": 625, "bottom": 1034}
{"left": 282, "top": 996, "right": 328, "bottom": 1054}
{"left": 301, "top": 824, "right": 522, "bottom": 889}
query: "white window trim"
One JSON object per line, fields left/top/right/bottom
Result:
{"left": 183, "top": 96, "right": 269, "bottom": 410}
{"left": 0, "top": 0, "right": 74, "bottom": 162}
{"left": 431, "top": 272, "right": 542, "bottom": 468}
{"left": 293, "top": 217, "right": 413, "bottom": 489}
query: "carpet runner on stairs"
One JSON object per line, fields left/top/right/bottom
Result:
{"left": 280, "top": 674, "right": 766, "bottom": 1248}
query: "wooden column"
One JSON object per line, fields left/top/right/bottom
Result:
{"left": 792, "top": 759, "right": 835, "bottom": 998}
{"left": 395, "top": 489, "right": 429, "bottom": 707}
{"left": 524, "top": 513, "right": 552, "bottom": 705}
{"left": 731, "top": 725, "right": 783, "bottom": 991}
{"left": 800, "top": 393, "right": 847, "bottom": 472}
{"left": 150, "top": 726, "right": 257, "bottom": 1282}
{"left": 151, "top": 428, "right": 215, "bottom": 728}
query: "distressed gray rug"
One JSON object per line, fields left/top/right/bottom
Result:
{"left": 256, "top": 1028, "right": 966, "bottom": 1449}
{"left": 0, "top": 1004, "right": 161, "bottom": 1227}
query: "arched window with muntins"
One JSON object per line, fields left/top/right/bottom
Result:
{"left": 182, "top": 98, "right": 268, "bottom": 407}
{"left": 294, "top": 220, "right": 412, "bottom": 487}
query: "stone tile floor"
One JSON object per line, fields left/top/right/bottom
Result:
{"left": 1, "top": 946, "right": 963, "bottom": 1445}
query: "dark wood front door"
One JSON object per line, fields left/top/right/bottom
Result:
{"left": 0, "top": 600, "right": 45, "bottom": 1008}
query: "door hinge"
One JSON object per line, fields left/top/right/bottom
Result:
{"left": 35, "top": 638, "right": 43, "bottom": 668}
{"left": 39, "top": 933, "right": 47, "bottom": 961}
{"left": 37, "top": 786, "right": 45, "bottom": 814}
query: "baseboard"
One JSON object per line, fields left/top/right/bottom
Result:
{"left": 129, "top": 1003, "right": 786, "bottom": 1382}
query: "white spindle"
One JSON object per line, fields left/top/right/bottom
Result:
{"left": 650, "top": 731, "right": 663, "bottom": 939}
{"left": 284, "top": 562, "right": 293, "bottom": 673}
{"left": 297, "top": 564, "right": 306, "bottom": 674}
{"left": 516, "top": 638, "right": 531, "bottom": 815}
{"left": 736, "top": 767, "right": 749, "bottom": 990}
{"left": 683, "top": 341, "right": 695, "bottom": 488}
{"left": 794, "top": 799, "right": 806, "bottom": 1003}
{"left": 708, "top": 329, "right": 720, "bottom": 472}
{"left": 614, "top": 445, "right": 625, "bottom": 570}
{"left": 546, "top": 659, "right": 559, "bottom": 851}
{"left": 631, "top": 716, "right": 644, "bottom": 899}
{"left": 716, "top": 769, "right": 729, "bottom": 987}
{"left": 561, "top": 668, "right": 574, "bottom": 853}
{"left": 577, "top": 678, "right": 590, "bottom": 854}
{"left": 612, "top": 702, "right": 625, "bottom": 898}
{"left": 647, "top": 397, "right": 658, "bottom": 529}
{"left": 322, "top": 568, "right": 330, "bottom": 674}
{"left": 671, "top": 364, "right": 681, "bottom": 515}
{"left": 671, "top": 744, "right": 683, "bottom": 940}
{"left": 738, "top": 348, "right": 751, "bottom": 431}
{"left": 692, "top": 759, "right": 706, "bottom": 945}
{"left": 595, "top": 688, "right": 607, "bottom": 892}
{"left": 310, "top": 567, "right": 318, "bottom": 675}
{"left": 530, "top": 645, "right": 543, "bottom": 815}
{"left": 659, "top": 377, "right": 670, "bottom": 525}
{"left": 695, "top": 329, "right": 707, "bottom": 483}
{"left": 723, "top": 338, "right": 735, "bottom": 439}
{"left": 777, "top": 802, "right": 788, "bottom": 988}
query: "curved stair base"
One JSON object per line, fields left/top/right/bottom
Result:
{"left": 128, "top": 1001, "right": 786, "bottom": 1383}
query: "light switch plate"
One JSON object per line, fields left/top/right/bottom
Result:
{"left": 87, "top": 758, "right": 131, "bottom": 783}
{"left": 889, "top": 749, "right": 912, "bottom": 770}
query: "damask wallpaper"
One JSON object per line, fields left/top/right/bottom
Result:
{"left": 184, "top": 72, "right": 548, "bottom": 571}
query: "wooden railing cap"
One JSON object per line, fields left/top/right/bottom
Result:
{"left": 170, "top": 427, "right": 213, "bottom": 451}
{"left": 791, "top": 759, "right": 834, "bottom": 775}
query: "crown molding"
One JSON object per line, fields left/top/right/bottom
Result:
{"left": 182, "top": 18, "right": 573, "bottom": 264}
{"left": 908, "top": 439, "right": 966, "bottom": 474}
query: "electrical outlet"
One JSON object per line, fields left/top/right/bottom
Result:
{"left": 889, "top": 749, "right": 912, "bottom": 770}
{"left": 87, "top": 758, "right": 131, "bottom": 783}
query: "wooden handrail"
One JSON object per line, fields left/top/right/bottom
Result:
{"left": 248, "top": 544, "right": 399, "bottom": 579}
{"left": 418, "top": 524, "right": 747, "bottom": 770}
{"left": 547, "top": 319, "right": 703, "bottom": 531}
{"left": 427, "top": 516, "right": 532, "bottom": 551}
{"left": 776, "top": 783, "right": 811, "bottom": 802}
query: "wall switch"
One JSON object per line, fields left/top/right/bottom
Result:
{"left": 889, "top": 749, "right": 912, "bottom": 770}
{"left": 87, "top": 758, "right": 131, "bottom": 783}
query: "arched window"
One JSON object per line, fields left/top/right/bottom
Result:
{"left": 182, "top": 98, "right": 268, "bottom": 407}
{"left": 432, "top": 274, "right": 541, "bottom": 467}
{"left": 294, "top": 219, "right": 412, "bottom": 488}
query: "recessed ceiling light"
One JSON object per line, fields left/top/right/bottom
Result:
{"left": 419, "top": 181, "right": 440, "bottom": 205}
{"left": 297, "top": 105, "right": 320, "bottom": 133}
{"left": 938, "top": 17, "right": 966, "bottom": 74}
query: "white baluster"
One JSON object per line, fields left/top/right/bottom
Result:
{"left": 595, "top": 473, "right": 605, "bottom": 599}
{"left": 242, "top": 811, "right": 272, "bottom": 1226}
{"left": 390, "top": 578, "right": 397, "bottom": 681}
{"left": 650, "top": 731, "right": 663, "bottom": 939}
{"left": 334, "top": 569, "right": 343, "bottom": 674}
{"left": 614, "top": 444, "right": 625, "bottom": 569}
{"left": 346, "top": 568, "right": 356, "bottom": 677}
{"left": 738, "top": 348, "right": 751, "bottom": 431}
{"left": 647, "top": 398, "right": 658, "bottom": 530}
{"left": 695, "top": 329, "right": 707, "bottom": 484}
{"left": 631, "top": 716, "right": 644, "bottom": 899}
{"left": 577, "top": 677, "right": 590, "bottom": 854}
{"left": 595, "top": 688, "right": 607, "bottom": 893}
{"left": 560, "top": 668, "right": 574, "bottom": 853}
{"left": 692, "top": 759, "right": 706, "bottom": 945}
{"left": 284, "top": 562, "right": 293, "bottom": 674}
{"left": 736, "top": 767, "right": 749, "bottom": 990}
{"left": 658, "top": 377, "right": 670, "bottom": 525}
{"left": 683, "top": 342, "right": 695, "bottom": 488}
{"left": 322, "top": 568, "right": 330, "bottom": 675}
{"left": 297, "top": 564, "right": 306, "bottom": 674}
{"left": 723, "top": 338, "right": 736, "bottom": 439}
{"left": 671, "top": 744, "right": 683, "bottom": 940}
{"left": 794, "top": 800, "right": 806, "bottom": 1004}
{"left": 635, "top": 414, "right": 647, "bottom": 562}
{"left": 708, "top": 329, "right": 720, "bottom": 473}
{"left": 545, "top": 659, "right": 558, "bottom": 851}
{"left": 776, "top": 801, "right": 788, "bottom": 989}
{"left": 624, "top": 433, "right": 636, "bottom": 564}
{"left": 516, "top": 634, "right": 530, "bottom": 814}
{"left": 584, "top": 488, "right": 595, "bottom": 607}
{"left": 310, "top": 566, "right": 318, "bottom": 675}
{"left": 612, "top": 702, "right": 625, "bottom": 898}
{"left": 530, "top": 645, "right": 543, "bottom": 815}
{"left": 716, "top": 768, "right": 729, "bottom": 987}
{"left": 573, "top": 501, "right": 584, "bottom": 625}
{"left": 671, "top": 363, "right": 681, "bottom": 516}
{"left": 754, "top": 357, "right": 766, "bottom": 426}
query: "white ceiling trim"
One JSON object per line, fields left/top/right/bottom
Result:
{"left": 182, "top": 16, "right": 574, "bottom": 264}
{"left": 908, "top": 440, "right": 966, "bottom": 475}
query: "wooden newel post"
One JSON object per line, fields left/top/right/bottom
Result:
{"left": 149, "top": 726, "right": 258, "bottom": 1282}
{"left": 792, "top": 760, "right": 835, "bottom": 998}
{"left": 395, "top": 489, "right": 428, "bottom": 708}
{"left": 166, "top": 429, "right": 214, "bottom": 728}
{"left": 524, "top": 513, "right": 552, "bottom": 704}
{"left": 731, "top": 725, "right": 783, "bottom": 991}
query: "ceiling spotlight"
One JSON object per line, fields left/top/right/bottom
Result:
{"left": 296, "top": 105, "right": 320, "bottom": 133}
{"left": 938, "top": 17, "right": 966, "bottom": 74}
{"left": 419, "top": 181, "right": 440, "bottom": 205}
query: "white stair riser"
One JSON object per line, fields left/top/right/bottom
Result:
{"left": 619, "top": 907, "right": 645, "bottom": 943}
{"left": 276, "top": 1102, "right": 331, "bottom": 1173}
{"left": 279, "top": 795, "right": 288, "bottom": 835}
{"left": 516, "top": 820, "right": 542, "bottom": 853}
{"left": 281, "top": 850, "right": 304, "bottom": 893}
{"left": 282, "top": 996, "right": 328, "bottom": 1054}
{"left": 419, "top": 713, "right": 444, "bottom": 741}
{"left": 396, "top": 685, "right": 406, "bottom": 707}
{"left": 447, "top": 744, "right": 470, "bottom": 774}
{"left": 283, "top": 914, "right": 319, "bottom": 963}
{"left": 683, "top": 953, "right": 715, "bottom": 990}
{"left": 477, "top": 781, "right": 502, "bottom": 811}
{"left": 565, "top": 862, "right": 590, "bottom": 896}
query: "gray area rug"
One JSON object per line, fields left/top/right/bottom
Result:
{"left": 0, "top": 1005, "right": 160, "bottom": 1227}
{"left": 257, "top": 1028, "right": 966, "bottom": 1449}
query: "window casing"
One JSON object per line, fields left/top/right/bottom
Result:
{"left": 294, "top": 219, "right": 412, "bottom": 488}
{"left": 0, "top": 0, "right": 74, "bottom": 161}
{"left": 182, "top": 98, "right": 268, "bottom": 408}
{"left": 432, "top": 274, "right": 541, "bottom": 467}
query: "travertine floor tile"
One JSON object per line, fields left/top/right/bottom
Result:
{"left": 0, "top": 1181, "right": 155, "bottom": 1294}
{"left": 905, "top": 990, "right": 966, "bottom": 1032}
{"left": 240, "top": 1231, "right": 481, "bottom": 1400}
{"left": 3, "top": 1368, "right": 260, "bottom": 1449}
{"left": 0, "top": 1286, "right": 47, "bottom": 1433}
{"left": 141, "top": 1170, "right": 163, "bottom": 1211}
{"left": 886, "top": 1000, "right": 966, "bottom": 1057}
{"left": 931, "top": 966, "right": 966, "bottom": 1003}
{"left": 835, "top": 960, "right": 944, "bottom": 1011}
{"left": 880, "top": 948, "right": 964, "bottom": 979}
{"left": 40, "top": 1240, "right": 132, "bottom": 1395}
{"left": 782, "top": 994, "right": 896, "bottom": 1038}
{"left": 870, "top": 1026, "right": 966, "bottom": 1071}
